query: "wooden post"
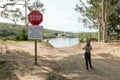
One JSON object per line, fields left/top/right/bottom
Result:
{"left": 35, "top": 40, "right": 37, "bottom": 65}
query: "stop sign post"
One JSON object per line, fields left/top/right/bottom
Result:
{"left": 28, "top": 10, "right": 43, "bottom": 25}
{"left": 28, "top": 10, "right": 43, "bottom": 65}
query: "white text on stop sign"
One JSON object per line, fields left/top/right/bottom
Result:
{"left": 29, "top": 15, "right": 41, "bottom": 21}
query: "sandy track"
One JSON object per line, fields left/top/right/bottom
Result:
{"left": 0, "top": 41, "right": 120, "bottom": 80}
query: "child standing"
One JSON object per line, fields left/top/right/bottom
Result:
{"left": 83, "top": 41, "right": 93, "bottom": 70}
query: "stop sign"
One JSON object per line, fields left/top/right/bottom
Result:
{"left": 28, "top": 10, "right": 43, "bottom": 25}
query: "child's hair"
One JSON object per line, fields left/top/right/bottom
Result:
{"left": 86, "top": 41, "right": 90, "bottom": 46}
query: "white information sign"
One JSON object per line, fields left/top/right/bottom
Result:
{"left": 28, "top": 25, "right": 43, "bottom": 40}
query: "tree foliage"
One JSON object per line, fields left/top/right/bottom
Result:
{"left": 75, "top": 0, "right": 120, "bottom": 41}
{"left": 75, "top": 0, "right": 102, "bottom": 29}
{"left": 0, "top": 0, "right": 44, "bottom": 24}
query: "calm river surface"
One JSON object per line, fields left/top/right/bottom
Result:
{"left": 44, "top": 38, "right": 79, "bottom": 48}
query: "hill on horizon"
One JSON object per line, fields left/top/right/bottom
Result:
{"left": 0, "top": 22, "right": 77, "bottom": 38}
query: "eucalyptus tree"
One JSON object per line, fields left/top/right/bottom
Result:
{"left": 75, "top": 0, "right": 120, "bottom": 42}
{"left": 75, "top": 0, "right": 102, "bottom": 42}
{"left": 108, "top": 0, "right": 120, "bottom": 40}
{"left": 0, "top": 0, "right": 44, "bottom": 34}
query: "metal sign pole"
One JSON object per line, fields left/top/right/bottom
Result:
{"left": 35, "top": 40, "right": 37, "bottom": 65}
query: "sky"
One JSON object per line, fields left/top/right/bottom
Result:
{"left": 0, "top": 0, "right": 98, "bottom": 33}
{"left": 40, "top": 0, "right": 98, "bottom": 32}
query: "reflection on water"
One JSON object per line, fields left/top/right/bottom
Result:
{"left": 44, "top": 38, "right": 79, "bottom": 48}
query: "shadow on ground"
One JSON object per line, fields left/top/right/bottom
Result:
{"left": 0, "top": 49, "right": 120, "bottom": 80}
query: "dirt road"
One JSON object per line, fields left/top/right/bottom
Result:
{"left": 0, "top": 41, "right": 120, "bottom": 80}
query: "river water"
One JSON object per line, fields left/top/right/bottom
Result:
{"left": 44, "top": 38, "right": 79, "bottom": 48}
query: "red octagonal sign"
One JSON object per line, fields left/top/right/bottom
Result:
{"left": 28, "top": 10, "right": 43, "bottom": 25}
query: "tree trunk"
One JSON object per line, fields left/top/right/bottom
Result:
{"left": 116, "top": 31, "right": 120, "bottom": 40}
{"left": 102, "top": 0, "right": 105, "bottom": 42}
{"left": 98, "top": 18, "right": 101, "bottom": 42}
{"left": 102, "top": 0, "right": 108, "bottom": 42}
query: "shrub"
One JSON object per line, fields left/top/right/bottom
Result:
{"left": 16, "top": 34, "right": 22, "bottom": 40}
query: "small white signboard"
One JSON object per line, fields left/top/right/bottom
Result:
{"left": 28, "top": 25, "right": 43, "bottom": 40}
{"left": 110, "top": 32, "right": 117, "bottom": 35}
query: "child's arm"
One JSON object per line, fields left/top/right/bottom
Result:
{"left": 83, "top": 46, "right": 85, "bottom": 50}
